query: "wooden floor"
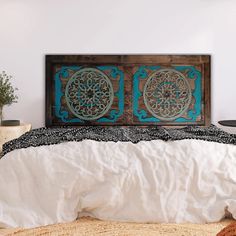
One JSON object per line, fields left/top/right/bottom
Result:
{"left": 0, "top": 217, "right": 233, "bottom": 236}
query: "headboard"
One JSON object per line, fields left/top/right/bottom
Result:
{"left": 46, "top": 55, "right": 211, "bottom": 127}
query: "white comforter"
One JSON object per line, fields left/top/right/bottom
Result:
{"left": 1, "top": 139, "right": 236, "bottom": 228}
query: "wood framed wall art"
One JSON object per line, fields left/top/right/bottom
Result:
{"left": 46, "top": 55, "right": 211, "bottom": 127}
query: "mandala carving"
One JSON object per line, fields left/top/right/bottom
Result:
{"left": 65, "top": 68, "right": 114, "bottom": 120}
{"left": 143, "top": 69, "right": 192, "bottom": 121}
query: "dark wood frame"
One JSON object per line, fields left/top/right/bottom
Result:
{"left": 46, "top": 55, "right": 211, "bottom": 127}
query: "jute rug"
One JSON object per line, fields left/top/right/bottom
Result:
{"left": 0, "top": 217, "right": 234, "bottom": 236}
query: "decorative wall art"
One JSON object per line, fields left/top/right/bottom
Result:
{"left": 46, "top": 55, "right": 210, "bottom": 127}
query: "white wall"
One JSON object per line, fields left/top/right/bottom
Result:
{"left": 0, "top": 0, "right": 236, "bottom": 129}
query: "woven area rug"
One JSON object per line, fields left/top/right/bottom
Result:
{"left": 0, "top": 217, "right": 234, "bottom": 236}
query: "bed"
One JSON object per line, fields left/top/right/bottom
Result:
{"left": 1, "top": 55, "right": 235, "bottom": 235}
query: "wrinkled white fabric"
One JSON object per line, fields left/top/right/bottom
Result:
{"left": 1, "top": 139, "right": 236, "bottom": 228}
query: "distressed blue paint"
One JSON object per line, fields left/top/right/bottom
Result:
{"left": 174, "top": 66, "right": 202, "bottom": 122}
{"left": 97, "top": 66, "right": 124, "bottom": 122}
{"left": 133, "top": 66, "right": 161, "bottom": 122}
{"left": 133, "top": 65, "right": 202, "bottom": 123}
{"left": 55, "top": 66, "right": 84, "bottom": 123}
{"left": 54, "top": 66, "right": 124, "bottom": 123}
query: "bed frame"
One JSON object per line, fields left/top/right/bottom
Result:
{"left": 46, "top": 55, "right": 211, "bottom": 127}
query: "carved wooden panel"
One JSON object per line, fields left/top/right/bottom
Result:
{"left": 46, "top": 55, "right": 211, "bottom": 127}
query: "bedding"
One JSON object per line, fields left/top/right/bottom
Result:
{"left": 2, "top": 125, "right": 236, "bottom": 156}
{"left": 1, "top": 125, "right": 236, "bottom": 228}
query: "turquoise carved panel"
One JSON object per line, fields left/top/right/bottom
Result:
{"left": 54, "top": 66, "right": 124, "bottom": 123}
{"left": 133, "top": 66, "right": 202, "bottom": 123}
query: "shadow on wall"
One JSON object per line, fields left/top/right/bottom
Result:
{"left": 217, "top": 125, "right": 236, "bottom": 134}
{"left": 4, "top": 98, "right": 44, "bottom": 129}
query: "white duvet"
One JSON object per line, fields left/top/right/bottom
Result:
{"left": 1, "top": 139, "right": 236, "bottom": 228}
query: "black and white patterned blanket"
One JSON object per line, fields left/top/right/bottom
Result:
{"left": 2, "top": 125, "right": 236, "bottom": 158}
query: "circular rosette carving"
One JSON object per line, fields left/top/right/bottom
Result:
{"left": 143, "top": 69, "right": 192, "bottom": 121}
{"left": 65, "top": 68, "right": 114, "bottom": 120}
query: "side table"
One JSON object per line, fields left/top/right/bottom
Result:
{"left": 0, "top": 123, "right": 32, "bottom": 152}
{"left": 218, "top": 120, "right": 236, "bottom": 127}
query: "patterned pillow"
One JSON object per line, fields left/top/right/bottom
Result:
{"left": 217, "top": 222, "right": 236, "bottom": 236}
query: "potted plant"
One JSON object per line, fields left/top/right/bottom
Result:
{"left": 0, "top": 71, "right": 18, "bottom": 125}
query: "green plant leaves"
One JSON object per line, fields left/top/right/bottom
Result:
{"left": 0, "top": 71, "right": 18, "bottom": 107}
